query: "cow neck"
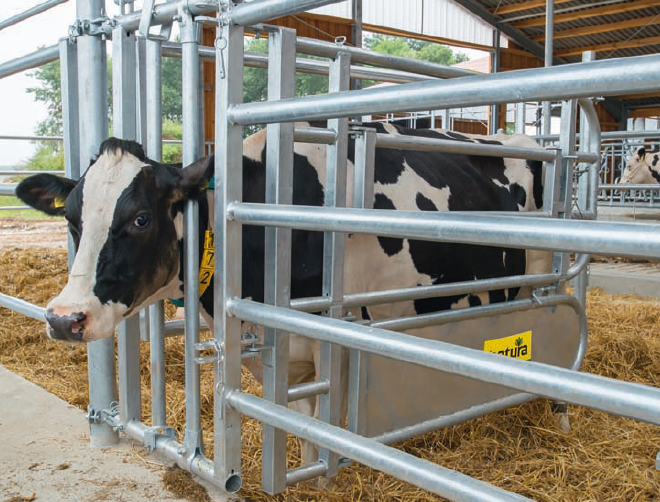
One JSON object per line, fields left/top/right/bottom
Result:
{"left": 169, "top": 177, "right": 214, "bottom": 307}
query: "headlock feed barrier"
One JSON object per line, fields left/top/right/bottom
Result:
{"left": 2, "top": 0, "right": 660, "bottom": 500}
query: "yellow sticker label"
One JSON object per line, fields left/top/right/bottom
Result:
{"left": 198, "top": 230, "right": 214, "bottom": 297}
{"left": 484, "top": 330, "right": 532, "bottom": 360}
{"left": 54, "top": 196, "right": 66, "bottom": 208}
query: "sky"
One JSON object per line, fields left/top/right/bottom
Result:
{"left": 0, "top": 0, "right": 486, "bottom": 167}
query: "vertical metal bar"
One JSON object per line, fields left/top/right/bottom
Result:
{"left": 59, "top": 38, "right": 80, "bottom": 269}
{"left": 146, "top": 37, "right": 167, "bottom": 427}
{"left": 489, "top": 30, "right": 500, "bottom": 135}
{"left": 542, "top": 0, "right": 554, "bottom": 137}
{"left": 181, "top": 6, "right": 203, "bottom": 455}
{"left": 347, "top": 127, "right": 375, "bottom": 437}
{"left": 515, "top": 102, "right": 525, "bottom": 134}
{"left": 77, "top": 0, "right": 116, "bottom": 448}
{"left": 112, "top": 23, "right": 142, "bottom": 428}
{"left": 135, "top": 37, "right": 148, "bottom": 145}
{"left": 261, "top": 26, "right": 295, "bottom": 495}
{"left": 213, "top": 16, "right": 244, "bottom": 492}
{"left": 318, "top": 51, "right": 351, "bottom": 479}
{"left": 350, "top": 0, "right": 362, "bottom": 91}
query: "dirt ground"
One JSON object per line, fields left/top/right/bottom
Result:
{"left": 0, "top": 218, "right": 67, "bottom": 249}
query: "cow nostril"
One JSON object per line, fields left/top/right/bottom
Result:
{"left": 45, "top": 309, "right": 88, "bottom": 341}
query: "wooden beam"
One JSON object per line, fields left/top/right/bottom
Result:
{"left": 492, "top": 0, "right": 573, "bottom": 16}
{"left": 629, "top": 107, "right": 660, "bottom": 118}
{"left": 511, "top": 0, "right": 660, "bottom": 29}
{"left": 532, "top": 16, "right": 660, "bottom": 42}
{"left": 555, "top": 35, "right": 660, "bottom": 57}
{"left": 361, "top": 22, "right": 493, "bottom": 52}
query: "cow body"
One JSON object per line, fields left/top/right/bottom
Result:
{"left": 621, "top": 147, "right": 660, "bottom": 184}
{"left": 16, "top": 123, "right": 546, "bottom": 463}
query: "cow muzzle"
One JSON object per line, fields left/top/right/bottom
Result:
{"left": 45, "top": 308, "right": 91, "bottom": 343}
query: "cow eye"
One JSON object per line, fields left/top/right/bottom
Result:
{"left": 134, "top": 214, "right": 150, "bottom": 228}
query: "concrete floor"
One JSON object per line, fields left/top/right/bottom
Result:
{"left": 0, "top": 365, "right": 235, "bottom": 502}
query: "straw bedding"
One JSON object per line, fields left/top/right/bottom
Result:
{"left": 1, "top": 247, "right": 660, "bottom": 501}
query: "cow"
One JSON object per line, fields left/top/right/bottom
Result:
{"left": 621, "top": 147, "right": 660, "bottom": 184}
{"left": 16, "top": 122, "right": 547, "bottom": 464}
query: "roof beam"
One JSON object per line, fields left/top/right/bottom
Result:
{"left": 361, "top": 22, "right": 494, "bottom": 52}
{"left": 511, "top": 0, "right": 660, "bottom": 28}
{"left": 450, "top": 0, "right": 555, "bottom": 63}
{"left": 531, "top": 16, "right": 660, "bottom": 41}
{"left": 629, "top": 107, "right": 660, "bottom": 118}
{"left": 555, "top": 35, "right": 660, "bottom": 56}
{"left": 491, "top": 0, "right": 573, "bottom": 16}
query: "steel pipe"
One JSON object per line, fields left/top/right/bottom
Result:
{"left": 0, "top": 44, "right": 59, "bottom": 80}
{"left": 228, "top": 54, "right": 660, "bottom": 125}
{"left": 0, "top": 292, "right": 45, "bottom": 321}
{"left": 229, "top": 0, "right": 343, "bottom": 26}
{"left": 375, "top": 133, "right": 556, "bottom": 161}
{"left": 228, "top": 298, "right": 660, "bottom": 426}
{"left": 295, "top": 37, "right": 475, "bottom": 79}
{"left": 229, "top": 203, "right": 660, "bottom": 260}
{"left": 228, "top": 392, "right": 531, "bottom": 502}
{"left": 0, "top": 0, "right": 68, "bottom": 32}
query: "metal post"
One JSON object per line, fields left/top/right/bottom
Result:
{"left": 146, "top": 36, "right": 167, "bottom": 427}
{"left": 319, "top": 51, "right": 351, "bottom": 478}
{"left": 77, "top": 0, "right": 116, "bottom": 448}
{"left": 350, "top": 0, "right": 362, "bottom": 91}
{"left": 541, "top": 0, "right": 554, "bottom": 137}
{"left": 180, "top": 5, "right": 203, "bottom": 455}
{"left": 112, "top": 23, "right": 142, "bottom": 427}
{"left": 489, "top": 30, "right": 500, "bottom": 135}
{"left": 515, "top": 102, "right": 525, "bottom": 134}
{"left": 59, "top": 38, "right": 80, "bottom": 268}
{"left": 261, "top": 27, "right": 295, "bottom": 495}
{"left": 213, "top": 8, "right": 243, "bottom": 492}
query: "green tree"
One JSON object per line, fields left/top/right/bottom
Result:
{"left": 364, "top": 34, "right": 469, "bottom": 66}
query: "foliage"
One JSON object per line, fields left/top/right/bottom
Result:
{"left": 364, "top": 34, "right": 469, "bottom": 66}
{"left": 24, "top": 144, "right": 64, "bottom": 172}
{"left": 162, "top": 119, "right": 183, "bottom": 163}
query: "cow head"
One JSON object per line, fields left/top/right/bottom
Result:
{"left": 16, "top": 138, "right": 212, "bottom": 342}
{"left": 621, "top": 147, "right": 660, "bottom": 184}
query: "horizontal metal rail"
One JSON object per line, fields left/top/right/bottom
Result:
{"left": 0, "top": 171, "right": 64, "bottom": 176}
{"left": 295, "top": 37, "right": 475, "bottom": 80}
{"left": 0, "top": 183, "right": 18, "bottom": 196}
{"left": 227, "top": 298, "right": 660, "bottom": 426}
{"left": 228, "top": 391, "right": 530, "bottom": 502}
{"left": 375, "top": 133, "right": 556, "bottom": 161}
{"left": 293, "top": 126, "right": 337, "bottom": 144}
{"left": 0, "top": 292, "right": 45, "bottom": 321}
{"left": 0, "top": 44, "right": 59, "bottom": 80}
{"left": 162, "top": 44, "right": 433, "bottom": 85}
{"left": 0, "top": 134, "right": 62, "bottom": 142}
{"left": 539, "top": 130, "right": 660, "bottom": 143}
{"left": 0, "top": 0, "right": 68, "bottom": 32}
{"left": 228, "top": 54, "right": 660, "bottom": 125}
{"left": 600, "top": 183, "right": 660, "bottom": 191}
{"left": 0, "top": 206, "right": 29, "bottom": 211}
{"left": 228, "top": 203, "right": 660, "bottom": 260}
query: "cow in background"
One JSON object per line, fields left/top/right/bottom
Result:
{"left": 621, "top": 147, "right": 660, "bottom": 184}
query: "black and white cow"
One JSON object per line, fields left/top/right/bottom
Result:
{"left": 621, "top": 147, "right": 660, "bottom": 184}
{"left": 16, "top": 122, "right": 546, "bottom": 461}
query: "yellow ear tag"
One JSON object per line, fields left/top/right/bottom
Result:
{"left": 198, "top": 230, "right": 215, "bottom": 297}
{"left": 199, "top": 178, "right": 209, "bottom": 191}
{"left": 640, "top": 153, "right": 646, "bottom": 161}
{"left": 54, "top": 196, "right": 66, "bottom": 208}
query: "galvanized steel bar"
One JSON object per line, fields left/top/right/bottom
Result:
{"left": 228, "top": 298, "right": 660, "bottom": 426}
{"left": 181, "top": 8, "right": 203, "bottom": 455}
{"left": 293, "top": 126, "right": 337, "bottom": 144}
{"left": 228, "top": 55, "right": 660, "bottom": 125}
{"left": 287, "top": 380, "right": 330, "bottom": 403}
{"left": 0, "top": 0, "right": 68, "bottom": 32}
{"left": 318, "top": 52, "right": 351, "bottom": 478}
{"left": 229, "top": 0, "right": 342, "bottom": 26}
{"left": 261, "top": 27, "right": 295, "bottom": 495}
{"left": 295, "top": 37, "right": 475, "bottom": 79}
{"left": 146, "top": 36, "right": 167, "bottom": 428}
{"left": 229, "top": 203, "right": 660, "bottom": 260}
{"left": 375, "top": 132, "right": 556, "bottom": 161}
{"left": 0, "top": 44, "right": 59, "bottom": 79}
{"left": 112, "top": 23, "right": 142, "bottom": 429}
{"left": 77, "top": 0, "right": 116, "bottom": 449}
{"left": 352, "top": 128, "right": 376, "bottom": 209}
{"left": 212, "top": 17, "right": 244, "bottom": 492}
{"left": 228, "top": 392, "right": 531, "bottom": 502}
{"left": 0, "top": 292, "right": 45, "bottom": 321}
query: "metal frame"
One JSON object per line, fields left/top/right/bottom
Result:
{"left": 1, "top": 1, "right": 660, "bottom": 500}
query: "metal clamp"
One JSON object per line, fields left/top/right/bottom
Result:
{"left": 86, "top": 401, "right": 123, "bottom": 431}
{"left": 194, "top": 338, "right": 224, "bottom": 365}
{"left": 142, "top": 425, "right": 175, "bottom": 453}
{"left": 68, "top": 14, "right": 109, "bottom": 39}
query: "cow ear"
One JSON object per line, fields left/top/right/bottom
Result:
{"left": 638, "top": 147, "right": 646, "bottom": 161}
{"left": 180, "top": 155, "right": 214, "bottom": 199}
{"left": 15, "top": 173, "right": 77, "bottom": 216}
